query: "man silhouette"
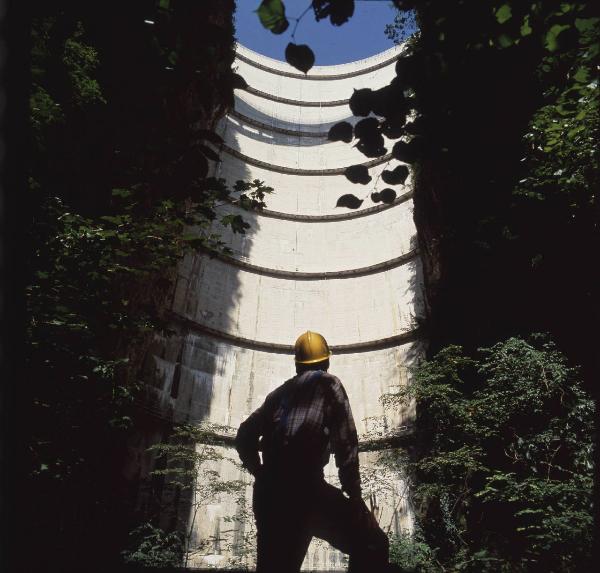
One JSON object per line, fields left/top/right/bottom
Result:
{"left": 235, "top": 331, "right": 397, "bottom": 573}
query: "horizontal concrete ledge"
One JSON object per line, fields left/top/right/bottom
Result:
{"left": 202, "top": 248, "right": 419, "bottom": 280}
{"left": 359, "top": 428, "right": 416, "bottom": 452}
{"left": 245, "top": 85, "right": 349, "bottom": 107}
{"left": 132, "top": 398, "right": 416, "bottom": 452}
{"left": 168, "top": 311, "right": 423, "bottom": 354}
{"left": 229, "top": 109, "right": 328, "bottom": 138}
{"left": 237, "top": 50, "right": 399, "bottom": 81}
{"left": 193, "top": 429, "right": 415, "bottom": 453}
{"left": 244, "top": 191, "right": 414, "bottom": 222}
{"left": 221, "top": 144, "right": 392, "bottom": 175}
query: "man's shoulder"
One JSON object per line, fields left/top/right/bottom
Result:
{"left": 320, "top": 371, "right": 341, "bottom": 385}
{"left": 264, "top": 377, "right": 296, "bottom": 401}
{"left": 319, "top": 372, "right": 348, "bottom": 397}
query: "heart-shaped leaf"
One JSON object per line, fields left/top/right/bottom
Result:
{"left": 392, "top": 137, "right": 425, "bottom": 163}
{"left": 354, "top": 117, "right": 379, "bottom": 140}
{"left": 381, "top": 165, "right": 409, "bottom": 185}
{"left": 256, "top": 0, "right": 289, "bottom": 34}
{"left": 328, "top": 121, "right": 353, "bottom": 143}
{"left": 356, "top": 136, "right": 386, "bottom": 158}
{"left": 285, "top": 43, "right": 315, "bottom": 74}
{"left": 371, "top": 79, "right": 405, "bottom": 118}
{"left": 379, "top": 188, "right": 397, "bottom": 203}
{"left": 349, "top": 88, "right": 373, "bottom": 117}
{"left": 336, "top": 194, "right": 363, "bottom": 209}
{"left": 344, "top": 164, "right": 372, "bottom": 185}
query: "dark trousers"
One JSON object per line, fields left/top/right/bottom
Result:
{"left": 252, "top": 474, "right": 391, "bottom": 573}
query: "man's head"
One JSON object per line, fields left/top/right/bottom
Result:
{"left": 294, "top": 331, "right": 331, "bottom": 374}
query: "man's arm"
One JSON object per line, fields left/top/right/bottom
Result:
{"left": 328, "top": 376, "right": 361, "bottom": 498}
{"left": 235, "top": 390, "right": 279, "bottom": 477}
{"left": 235, "top": 405, "right": 265, "bottom": 477}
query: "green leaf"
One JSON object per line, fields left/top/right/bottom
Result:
{"left": 100, "top": 215, "right": 124, "bottom": 225}
{"left": 495, "top": 4, "right": 512, "bottom": 24}
{"left": 256, "top": 0, "right": 289, "bottom": 35}
{"left": 520, "top": 15, "right": 532, "bottom": 37}
{"left": 545, "top": 24, "right": 570, "bottom": 52}
{"left": 111, "top": 188, "right": 132, "bottom": 198}
{"left": 573, "top": 67, "right": 589, "bottom": 83}
{"left": 575, "top": 17, "right": 600, "bottom": 34}
{"left": 498, "top": 33, "right": 515, "bottom": 48}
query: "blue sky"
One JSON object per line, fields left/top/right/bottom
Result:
{"left": 235, "top": 1, "right": 405, "bottom": 65}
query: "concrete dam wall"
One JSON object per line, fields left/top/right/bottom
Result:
{"left": 141, "top": 43, "right": 425, "bottom": 570}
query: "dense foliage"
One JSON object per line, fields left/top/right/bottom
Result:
{"left": 24, "top": 1, "right": 272, "bottom": 568}
{"left": 122, "top": 424, "right": 250, "bottom": 568}
{"left": 383, "top": 336, "right": 593, "bottom": 572}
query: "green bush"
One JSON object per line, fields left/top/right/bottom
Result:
{"left": 384, "top": 335, "right": 593, "bottom": 572}
{"left": 389, "top": 528, "right": 439, "bottom": 572}
{"left": 122, "top": 523, "right": 184, "bottom": 568}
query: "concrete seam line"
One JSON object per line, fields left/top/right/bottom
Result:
{"left": 227, "top": 191, "right": 414, "bottom": 222}
{"left": 200, "top": 248, "right": 419, "bottom": 280}
{"left": 236, "top": 50, "right": 399, "bottom": 81}
{"left": 167, "top": 311, "right": 423, "bottom": 353}
{"left": 244, "top": 85, "right": 349, "bottom": 107}
{"left": 221, "top": 143, "right": 393, "bottom": 174}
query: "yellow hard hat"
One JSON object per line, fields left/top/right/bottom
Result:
{"left": 294, "top": 331, "right": 332, "bottom": 364}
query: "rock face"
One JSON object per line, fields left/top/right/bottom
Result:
{"left": 143, "top": 43, "right": 425, "bottom": 570}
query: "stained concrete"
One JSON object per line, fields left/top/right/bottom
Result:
{"left": 144, "top": 42, "right": 423, "bottom": 570}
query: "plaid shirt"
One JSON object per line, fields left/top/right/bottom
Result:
{"left": 235, "top": 370, "right": 361, "bottom": 498}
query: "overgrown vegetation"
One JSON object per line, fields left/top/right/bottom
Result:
{"left": 25, "top": 1, "right": 272, "bottom": 568}
{"left": 382, "top": 336, "right": 593, "bottom": 572}
{"left": 122, "top": 424, "right": 253, "bottom": 568}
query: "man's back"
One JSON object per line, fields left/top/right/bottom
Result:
{"left": 235, "top": 369, "right": 361, "bottom": 498}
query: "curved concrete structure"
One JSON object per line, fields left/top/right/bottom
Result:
{"left": 143, "top": 43, "right": 423, "bottom": 570}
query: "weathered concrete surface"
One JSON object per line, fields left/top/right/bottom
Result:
{"left": 144, "top": 42, "right": 423, "bottom": 570}
{"left": 211, "top": 199, "right": 417, "bottom": 273}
